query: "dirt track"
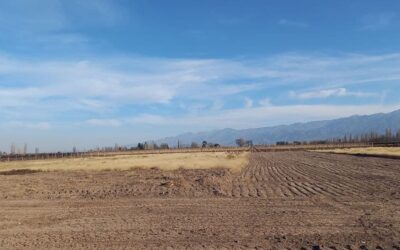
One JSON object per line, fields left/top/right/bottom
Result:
{"left": 0, "top": 151, "right": 400, "bottom": 249}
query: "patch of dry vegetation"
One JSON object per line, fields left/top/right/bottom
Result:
{"left": 0, "top": 151, "right": 249, "bottom": 173}
{"left": 315, "top": 147, "right": 400, "bottom": 157}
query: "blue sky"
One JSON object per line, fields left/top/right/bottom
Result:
{"left": 1, "top": 0, "right": 400, "bottom": 152}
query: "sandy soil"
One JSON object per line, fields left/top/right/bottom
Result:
{"left": 0, "top": 151, "right": 399, "bottom": 249}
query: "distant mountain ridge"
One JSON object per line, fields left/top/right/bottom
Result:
{"left": 156, "top": 109, "right": 400, "bottom": 146}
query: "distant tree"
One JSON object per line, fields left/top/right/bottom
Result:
{"left": 10, "top": 143, "right": 16, "bottom": 155}
{"left": 160, "top": 143, "right": 169, "bottom": 149}
{"left": 235, "top": 138, "right": 246, "bottom": 147}
{"left": 385, "top": 128, "right": 393, "bottom": 142}
{"left": 202, "top": 141, "right": 208, "bottom": 148}
{"left": 191, "top": 142, "right": 199, "bottom": 148}
{"left": 397, "top": 129, "right": 400, "bottom": 140}
{"left": 137, "top": 143, "right": 145, "bottom": 150}
{"left": 144, "top": 142, "right": 156, "bottom": 150}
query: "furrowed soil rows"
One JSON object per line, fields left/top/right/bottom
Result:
{"left": 0, "top": 151, "right": 399, "bottom": 249}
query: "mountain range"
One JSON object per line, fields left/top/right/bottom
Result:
{"left": 156, "top": 109, "right": 400, "bottom": 146}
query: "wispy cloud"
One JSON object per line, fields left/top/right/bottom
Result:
{"left": 85, "top": 119, "right": 122, "bottom": 127}
{"left": 244, "top": 98, "right": 253, "bottom": 108}
{"left": 0, "top": 0, "right": 124, "bottom": 48}
{"left": 0, "top": 55, "right": 264, "bottom": 115}
{"left": 278, "top": 19, "right": 309, "bottom": 28}
{"left": 289, "top": 88, "right": 378, "bottom": 99}
{"left": 360, "top": 12, "right": 397, "bottom": 31}
{"left": 126, "top": 104, "right": 400, "bottom": 130}
{"left": 2, "top": 121, "right": 52, "bottom": 130}
{"left": 1, "top": 52, "right": 399, "bottom": 129}
{"left": 258, "top": 98, "right": 271, "bottom": 107}
{"left": 263, "top": 53, "right": 400, "bottom": 87}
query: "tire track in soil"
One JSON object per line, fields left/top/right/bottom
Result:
{"left": 232, "top": 151, "right": 400, "bottom": 200}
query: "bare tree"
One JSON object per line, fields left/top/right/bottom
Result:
{"left": 235, "top": 138, "right": 246, "bottom": 147}
{"left": 191, "top": 142, "right": 199, "bottom": 148}
{"left": 160, "top": 143, "right": 169, "bottom": 149}
{"left": 385, "top": 128, "right": 392, "bottom": 142}
{"left": 10, "top": 143, "right": 16, "bottom": 155}
{"left": 144, "top": 141, "right": 156, "bottom": 150}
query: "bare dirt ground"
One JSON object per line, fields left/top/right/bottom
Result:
{"left": 0, "top": 151, "right": 399, "bottom": 249}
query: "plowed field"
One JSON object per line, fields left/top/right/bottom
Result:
{"left": 0, "top": 151, "right": 399, "bottom": 249}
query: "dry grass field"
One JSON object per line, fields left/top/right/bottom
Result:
{"left": 316, "top": 146, "right": 400, "bottom": 157}
{"left": 0, "top": 151, "right": 248, "bottom": 173}
{"left": 0, "top": 150, "right": 399, "bottom": 249}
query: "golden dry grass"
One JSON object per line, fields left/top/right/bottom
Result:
{"left": 315, "top": 147, "right": 400, "bottom": 157}
{"left": 0, "top": 151, "right": 249, "bottom": 173}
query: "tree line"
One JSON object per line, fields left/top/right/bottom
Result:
{"left": 275, "top": 128, "right": 400, "bottom": 146}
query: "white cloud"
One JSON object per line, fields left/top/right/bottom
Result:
{"left": 85, "top": 119, "right": 121, "bottom": 127}
{"left": 0, "top": 55, "right": 264, "bottom": 115}
{"left": 0, "top": 0, "right": 125, "bottom": 48}
{"left": 289, "top": 88, "right": 378, "bottom": 99}
{"left": 0, "top": 0, "right": 124, "bottom": 32}
{"left": 0, "top": 52, "right": 400, "bottom": 122}
{"left": 128, "top": 114, "right": 167, "bottom": 125}
{"left": 244, "top": 98, "right": 253, "bottom": 108}
{"left": 258, "top": 98, "right": 271, "bottom": 107}
{"left": 2, "top": 121, "right": 52, "bottom": 130}
{"left": 125, "top": 104, "right": 400, "bottom": 129}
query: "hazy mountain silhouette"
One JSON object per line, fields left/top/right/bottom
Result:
{"left": 156, "top": 109, "right": 400, "bottom": 146}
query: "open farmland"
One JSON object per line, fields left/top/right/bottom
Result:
{"left": 316, "top": 146, "right": 400, "bottom": 158}
{"left": 0, "top": 151, "right": 399, "bottom": 249}
{"left": 0, "top": 151, "right": 248, "bottom": 172}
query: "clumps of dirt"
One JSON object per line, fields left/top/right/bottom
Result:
{"left": 151, "top": 168, "right": 235, "bottom": 197}
{"left": 0, "top": 169, "right": 41, "bottom": 175}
